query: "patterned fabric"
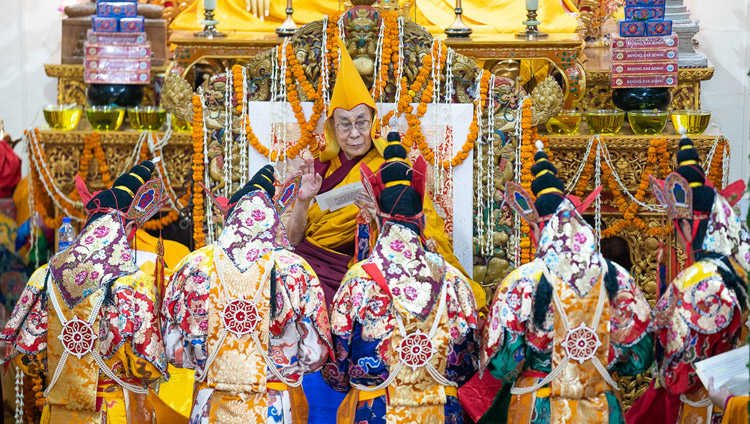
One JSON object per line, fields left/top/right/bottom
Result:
{"left": 366, "top": 222, "right": 445, "bottom": 320}
{"left": 0, "top": 211, "right": 168, "bottom": 424}
{"left": 480, "top": 201, "right": 653, "bottom": 424}
{"left": 628, "top": 191, "right": 750, "bottom": 424}
{"left": 218, "top": 191, "right": 292, "bottom": 272}
{"left": 703, "top": 193, "right": 750, "bottom": 273}
{"left": 162, "top": 190, "right": 332, "bottom": 424}
{"left": 549, "top": 270, "right": 611, "bottom": 423}
{"left": 0, "top": 244, "right": 32, "bottom": 313}
{"left": 536, "top": 200, "right": 602, "bottom": 298}
{"left": 324, "top": 222, "right": 479, "bottom": 424}
{"left": 48, "top": 213, "right": 138, "bottom": 308}
{"left": 636, "top": 259, "right": 749, "bottom": 423}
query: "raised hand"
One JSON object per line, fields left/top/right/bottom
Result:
{"left": 298, "top": 158, "right": 322, "bottom": 203}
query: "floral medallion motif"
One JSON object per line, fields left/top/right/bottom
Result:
{"left": 222, "top": 298, "right": 261, "bottom": 337}
{"left": 395, "top": 330, "right": 436, "bottom": 370}
{"left": 59, "top": 316, "right": 96, "bottom": 359}
{"left": 562, "top": 322, "right": 601, "bottom": 364}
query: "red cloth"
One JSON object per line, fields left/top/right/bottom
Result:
{"left": 626, "top": 379, "right": 682, "bottom": 424}
{"left": 294, "top": 238, "right": 354, "bottom": 305}
{"left": 0, "top": 140, "right": 21, "bottom": 198}
{"left": 457, "top": 371, "right": 504, "bottom": 422}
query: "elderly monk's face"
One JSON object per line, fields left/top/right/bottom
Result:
{"left": 333, "top": 104, "right": 373, "bottom": 160}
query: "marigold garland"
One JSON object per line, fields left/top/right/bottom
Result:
{"left": 370, "top": 12, "right": 398, "bottom": 101}
{"left": 230, "top": 15, "right": 477, "bottom": 169}
{"left": 707, "top": 138, "right": 728, "bottom": 189}
{"left": 518, "top": 98, "right": 536, "bottom": 264}
{"left": 69, "top": 132, "right": 113, "bottom": 202}
{"left": 192, "top": 94, "right": 206, "bottom": 248}
{"left": 232, "top": 64, "right": 244, "bottom": 114}
{"left": 380, "top": 41, "right": 480, "bottom": 169}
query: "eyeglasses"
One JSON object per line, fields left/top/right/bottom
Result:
{"left": 335, "top": 119, "right": 371, "bottom": 134}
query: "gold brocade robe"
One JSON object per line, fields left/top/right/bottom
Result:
{"left": 4, "top": 266, "right": 165, "bottom": 424}
{"left": 384, "top": 300, "right": 453, "bottom": 424}
{"left": 1, "top": 213, "right": 168, "bottom": 424}
{"left": 549, "top": 275, "right": 611, "bottom": 424}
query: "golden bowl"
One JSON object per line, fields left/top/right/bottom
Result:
{"left": 628, "top": 110, "right": 668, "bottom": 135}
{"left": 670, "top": 110, "right": 711, "bottom": 135}
{"left": 128, "top": 106, "right": 167, "bottom": 131}
{"left": 43, "top": 105, "right": 82, "bottom": 131}
{"left": 545, "top": 110, "right": 582, "bottom": 135}
{"left": 585, "top": 109, "right": 625, "bottom": 135}
{"left": 170, "top": 114, "right": 192, "bottom": 132}
{"left": 86, "top": 106, "right": 125, "bottom": 131}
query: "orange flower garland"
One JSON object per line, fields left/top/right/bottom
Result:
{"left": 232, "top": 64, "right": 244, "bottom": 114}
{"left": 234, "top": 15, "right": 477, "bottom": 169}
{"left": 380, "top": 41, "right": 481, "bottom": 169}
{"left": 518, "top": 98, "right": 536, "bottom": 264}
{"left": 284, "top": 42, "right": 325, "bottom": 159}
{"left": 573, "top": 137, "right": 599, "bottom": 198}
{"left": 192, "top": 94, "right": 206, "bottom": 248}
{"left": 70, "top": 132, "right": 113, "bottom": 202}
{"left": 707, "top": 137, "right": 728, "bottom": 189}
{"left": 370, "top": 11, "right": 398, "bottom": 101}
{"left": 598, "top": 137, "right": 672, "bottom": 238}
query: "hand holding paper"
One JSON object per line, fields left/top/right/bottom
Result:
{"left": 695, "top": 346, "right": 750, "bottom": 397}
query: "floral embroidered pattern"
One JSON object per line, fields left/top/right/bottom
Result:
{"left": 537, "top": 200, "right": 601, "bottom": 298}
{"left": 703, "top": 194, "right": 750, "bottom": 273}
{"left": 217, "top": 191, "right": 291, "bottom": 272}
{"left": 366, "top": 223, "right": 446, "bottom": 320}
{"left": 48, "top": 213, "right": 138, "bottom": 308}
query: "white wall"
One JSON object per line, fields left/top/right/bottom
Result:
{"left": 1, "top": 0, "right": 748, "bottom": 184}
{"left": 0, "top": 0, "right": 61, "bottom": 142}
{"left": 684, "top": 0, "right": 750, "bottom": 186}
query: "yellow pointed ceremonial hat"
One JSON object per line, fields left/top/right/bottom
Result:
{"left": 321, "top": 36, "right": 380, "bottom": 163}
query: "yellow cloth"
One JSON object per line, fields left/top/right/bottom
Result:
{"left": 267, "top": 382, "right": 289, "bottom": 391}
{"left": 170, "top": 0, "right": 577, "bottom": 35}
{"left": 132, "top": 229, "right": 191, "bottom": 270}
{"left": 721, "top": 396, "right": 749, "bottom": 424}
{"left": 305, "top": 148, "right": 486, "bottom": 310}
{"left": 0, "top": 211, "right": 16, "bottom": 252}
{"left": 131, "top": 243, "right": 193, "bottom": 423}
{"left": 149, "top": 366, "right": 193, "bottom": 422}
{"left": 321, "top": 36, "right": 385, "bottom": 162}
{"left": 12, "top": 176, "right": 29, "bottom": 226}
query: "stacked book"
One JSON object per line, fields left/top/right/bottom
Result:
{"left": 611, "top": 34, "right": 678, "bottom": 88}
{"left": 619, "top": 0, "right": 671, "bottom": 37}
{"left": 84, "top": 0, "right": 151, "bottom": 85}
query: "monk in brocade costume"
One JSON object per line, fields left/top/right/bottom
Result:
{"left": 161, "top": 166, "right": 333, "bottom": 424}
{"left": 626, "top": 136, "right": 750, "bottom": 424}
{"left": 323, "top": 138, "right": 480, "bottom": 424}
{"left": 286, "top": 37, "right": 485, "bottom": 311}
{"left": 0, "top": 161, "right": 170, "bottom": 424}
{"left": 480, "top": 144, "right": 654, "bottom": 424}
